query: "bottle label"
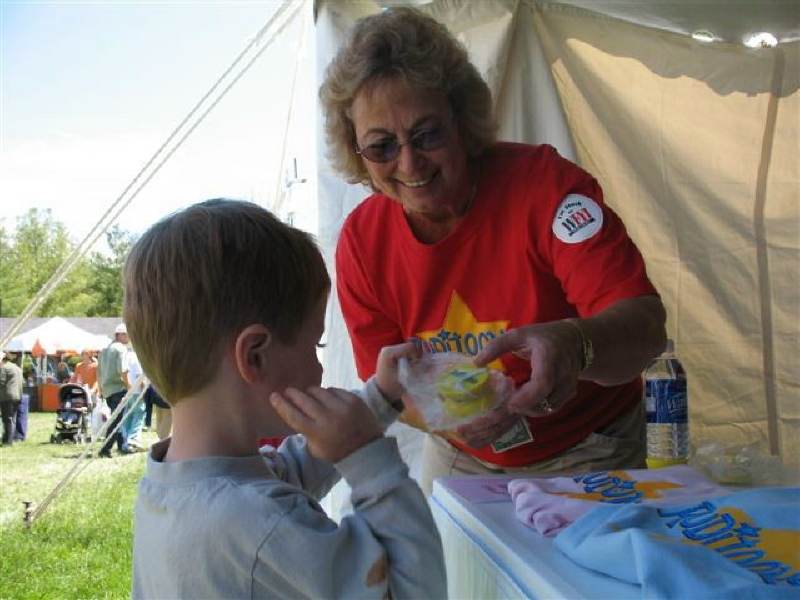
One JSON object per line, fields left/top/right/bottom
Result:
{"left": 645, "top": 378, "right": 687, "bottom": 424}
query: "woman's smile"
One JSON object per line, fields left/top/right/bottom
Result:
{"left": 351, "top": 76, "right": 473, "bottom": 234}
{"left": 395, "top": 171, "right": 438, "bottom": 188}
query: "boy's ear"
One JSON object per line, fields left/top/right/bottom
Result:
{"left": 234, "top": 324, "right": 272, "bottom": 384}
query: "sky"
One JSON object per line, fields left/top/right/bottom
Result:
{"left": 1, "top": 0, "right": 317, "bottom": 252}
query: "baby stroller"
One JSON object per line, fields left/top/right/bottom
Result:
{"left": 50, "top": 384, "right": 93, "bottom": 444}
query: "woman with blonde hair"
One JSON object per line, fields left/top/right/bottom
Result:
{"left": 320, "top": 7, "right": 667, "bottom": 494}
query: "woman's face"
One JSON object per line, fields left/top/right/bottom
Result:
{"left": 351, "top": 77, "right": 472, "bottom": 223}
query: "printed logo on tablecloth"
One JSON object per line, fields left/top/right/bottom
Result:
{"left": 567, "top": 470, "right": 682, "bottom": 503}
{"left": 659, "top": 501, "right": 800, "bottom": 586}
{"left": 552, "top": 194, "right": 603, "bottom": 243}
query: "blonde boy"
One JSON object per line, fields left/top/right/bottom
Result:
{"left": 126, "top": 199, "right": 445, "bottom": 599}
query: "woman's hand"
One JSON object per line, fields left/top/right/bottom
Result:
{"left": 454, "top": 405, "right": 521, "bottom": 448}
{"left": 474, "top": 320, "right": 584, "bottom": 417}
{"left": 473, "top": 296, "right": 667, "bottom": 419}
{"left": 270, "top": 386, "right": 381, "bottom": 463}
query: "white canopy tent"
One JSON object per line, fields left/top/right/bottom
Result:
{"left": 313, "top": 0, "right": 800, "bottom": 470}
{"left": 3, "top": 316, "right": 111, "bottom": 354}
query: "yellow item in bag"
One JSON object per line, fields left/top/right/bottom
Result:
{"left": 437, "top": 364, "right": 494, "bottom": 418}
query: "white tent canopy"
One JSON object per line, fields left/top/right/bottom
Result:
{"left": 3, "top": 317, "right": 111, "bottom": 354}
{"left": 314, "top": 0, "right": 799, "bottom": 468}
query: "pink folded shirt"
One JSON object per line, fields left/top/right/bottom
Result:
{"left": 508, "top": 465, "right": 728, "bottom": 536}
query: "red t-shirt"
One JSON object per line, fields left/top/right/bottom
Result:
{"left": 336, "top": 142, "right": 658, "bottom": 467}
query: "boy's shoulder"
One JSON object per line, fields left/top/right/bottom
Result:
{"left": 136, "top": 448, "right": 314, "bottom": 547}
{"left": 139, "top": 444, "right": 311, "bottom": 513}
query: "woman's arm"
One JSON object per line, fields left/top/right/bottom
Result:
{"left": 575, "top": 295, "right": 666, "bottom": 385}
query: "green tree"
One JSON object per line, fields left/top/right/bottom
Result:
{"left": 0, "top": 210, "right": 136, "bottom": 318}
{"left": 0, "top": 223, "right": 27, "bottom": 316}
{"left": 85, "top": 225, "right": 137, "bottom": 317}
{"left": 0, "top": 209, "right": 94, "bottom": 317}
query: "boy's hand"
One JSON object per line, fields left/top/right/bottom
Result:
{"left": 270, "top": 387, "right": 381, "bottom": 463}
{"left": 374, "top": 342, "right": 421, "bottom": 403}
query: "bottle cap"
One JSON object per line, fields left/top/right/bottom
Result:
{"left": 663, "top": 339, "right": 675, "bottom": 355}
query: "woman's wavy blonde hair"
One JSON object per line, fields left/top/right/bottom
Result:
{"left": 319, "top": 7, "right": 496, "bottom": 185}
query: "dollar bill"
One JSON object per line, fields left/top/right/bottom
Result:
{"left": 491, "top": 418, "right": 533, "bottom": 453}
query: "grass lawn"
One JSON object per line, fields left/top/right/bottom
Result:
{"left": 0, "top": 412, "right": 158, "bottom": 599}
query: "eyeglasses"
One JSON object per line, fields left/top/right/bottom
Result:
{"left": 355, "top": 123, "right": 449, "bottom": 163}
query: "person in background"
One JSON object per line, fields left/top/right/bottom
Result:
{"left": 71, "top": 349, "right": 99, "bottom": 401}
{"left": 320, "top": 7, "right": 667, "bottom": 494}
{"left": 143, "top": 384, "right": 171, "bottom": 440}
{"left": 55, "top": 354, "right": 72, "bottom": 383}
{"left": 0, "top": 351, "right": 24, "bottom": 446}
{"left": 14, "top": 390, "right": 28, "bottom": 442}
{"left": 97, "top": 323, "right": 131, "bottom": 457}
{"left": 126, "top": 199, "right": 445, "bottom": 599}
{"left": 15, "top": 354, "right": 31, "bottom": 441}
{"left": 122, "top": 348, "right": 147, "bottom": 451}
{"left": 143, "top": 385, "right": 154, "bottom": 431}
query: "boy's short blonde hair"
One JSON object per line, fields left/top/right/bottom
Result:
{"left": 123, "top": 199, "right": 330, "bottom": 404}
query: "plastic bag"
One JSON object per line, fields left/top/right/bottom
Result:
{"left": 689, "top": 441, "right": 800, "bottom": 486}
{"left": 398, "top": 352, "right": 513, "bottom": 431}
{"left": 91, "top": 397, "right": 111, "bottom": 439}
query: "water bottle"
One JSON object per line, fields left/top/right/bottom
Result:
{"left": 645, "top": 339, "right": 689, "bottom": 468}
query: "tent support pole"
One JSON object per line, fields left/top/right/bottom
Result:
{"left": 754, "top": 47, "right": 784, "bottom": 458}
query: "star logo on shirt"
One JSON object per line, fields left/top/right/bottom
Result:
{"left": 415, "top": 291, "right": 509, "bottom": 370}
{"left": 632, "top": 479, "right": 683, "bottom": 499}
{"left": 563, "top": 471, "right": 682, "bottom": 502}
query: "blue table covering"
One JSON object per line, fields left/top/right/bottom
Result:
{"left": 555, "top": 486, "right": 800, "bottom": 599}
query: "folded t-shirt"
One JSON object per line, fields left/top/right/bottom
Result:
{"left": 554, "top": 486, "right": 800, "bottom": 599}
{"left": 508, "top": 465, "right": 728, "bottom": 536}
